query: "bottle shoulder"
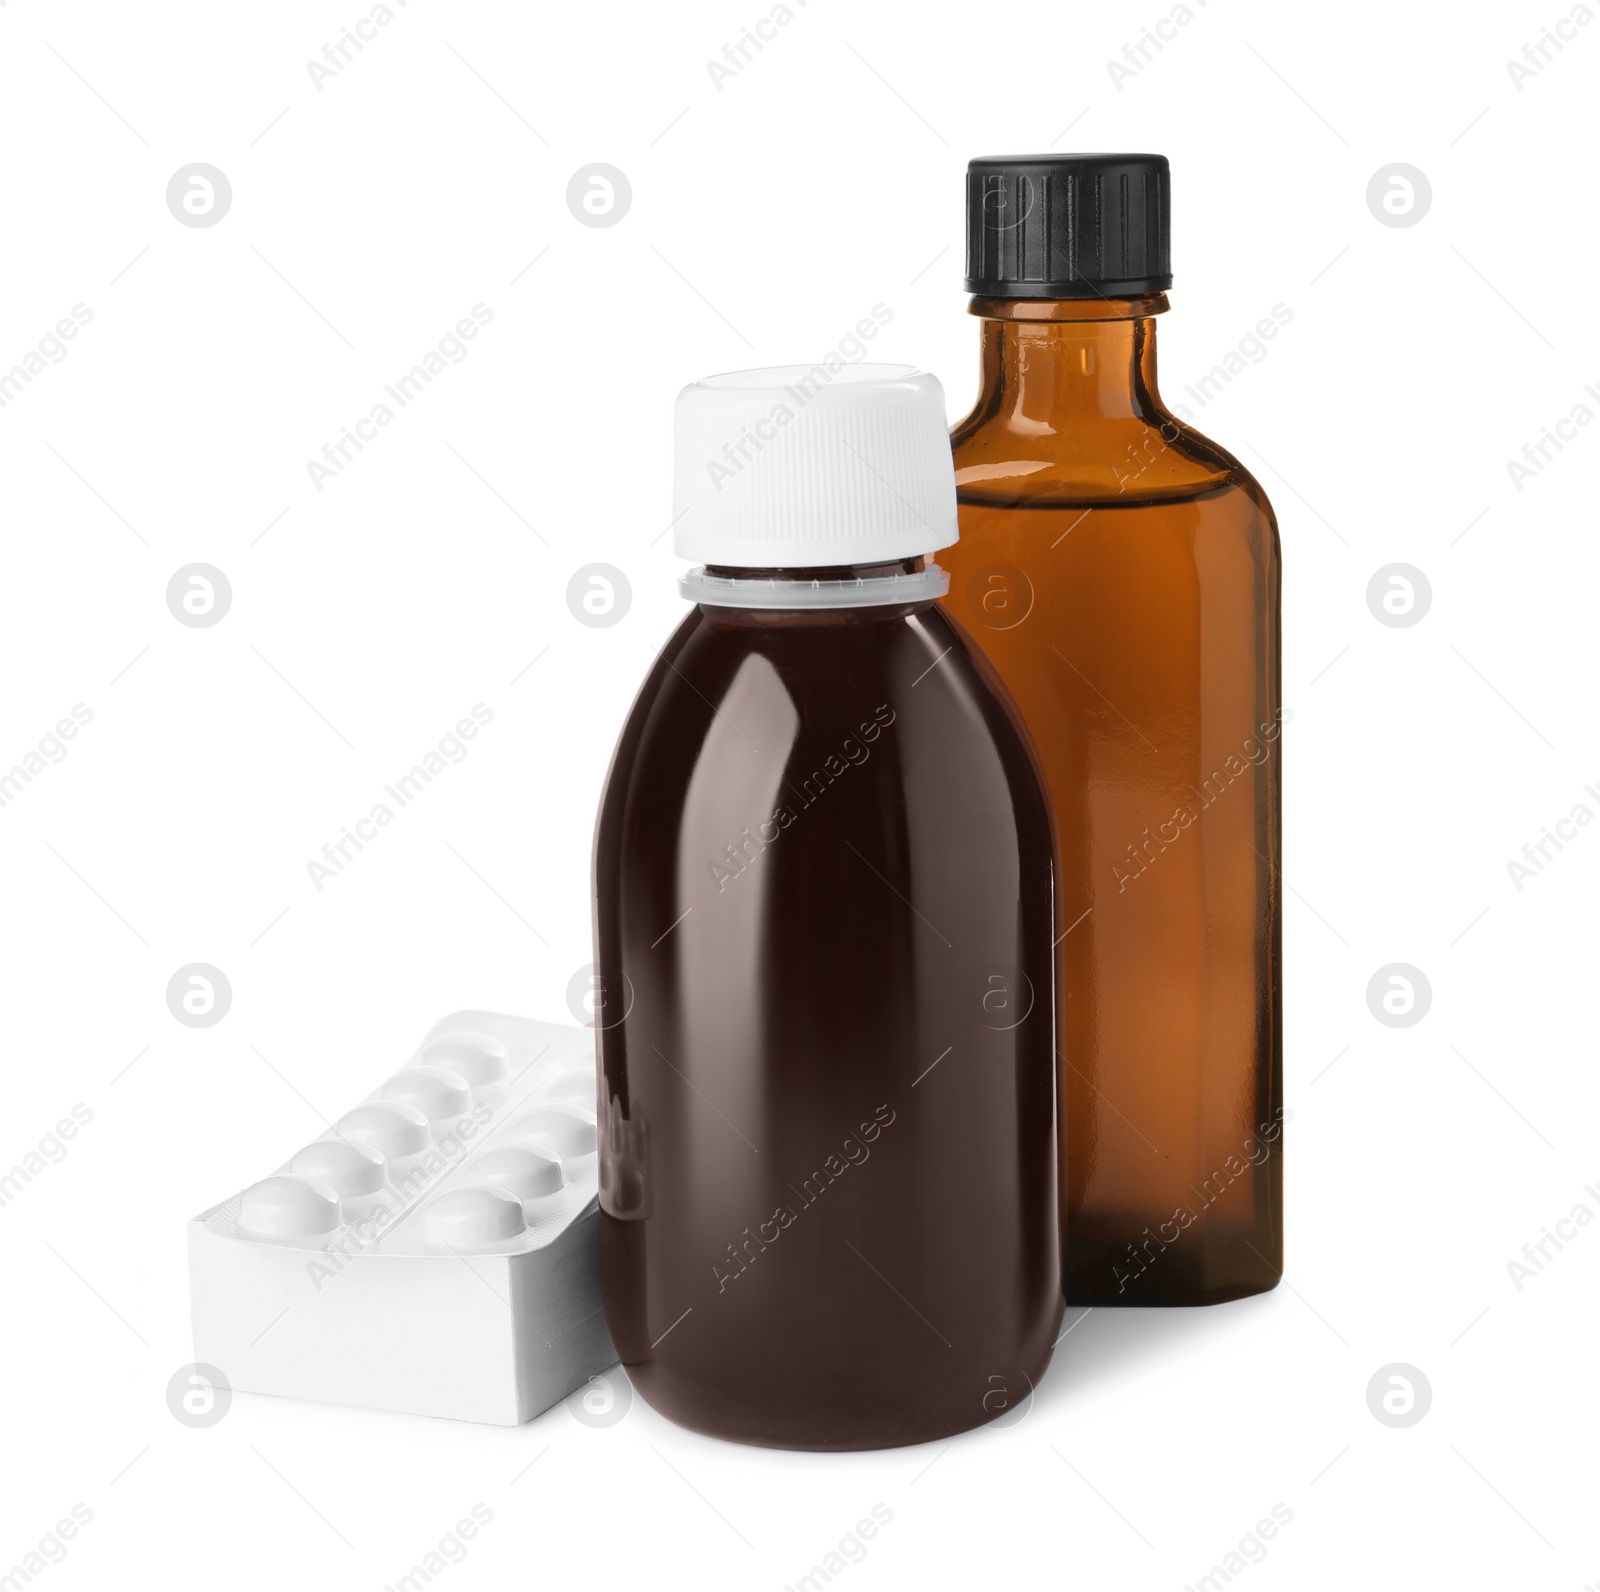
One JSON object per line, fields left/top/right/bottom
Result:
{"left": 608, "top": 603, "right": 1030, "bottom": 779}
{"left": 639, "top": 601, "right": 973, "bottom": 693}
{"left": 951, "top": 407, "right": 1274, "bottom": 521}
{"left": 599, "top": 601, "right": 1053, "bottom": 880}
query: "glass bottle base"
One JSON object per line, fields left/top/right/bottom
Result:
{"left": 621, "top": 1323, "right": 1061, "bottom": 1452}
{"left": 1065, "top": 1228, "right": 1282, "bottom": 1308}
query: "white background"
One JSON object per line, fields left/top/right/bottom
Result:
{"left": 1, "top": 0, "right": 1594, "bottom": 1587}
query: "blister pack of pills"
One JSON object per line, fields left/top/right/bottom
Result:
{"left": 187, "top": 1012, "right": 615, "bottom": 1425}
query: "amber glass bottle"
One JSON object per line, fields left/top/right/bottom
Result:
{"left": 940, "top": 155, "right": 1283, "bottom": 1305}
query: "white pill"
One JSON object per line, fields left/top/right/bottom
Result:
{"left": 544, "top": 1067, "right": 596, "bottom": 1105}
{"left": 420, "top": 1034, "right": 508, "bottom": 1086}
{"left": 337, "top": 1102, "right": 431, "bottom": 1158}
{"left": 474, "top": 1145, "right": 565, "bottom": 1200}
{"left": 422, "top": 1186, "right": 527, "bottom": 1250}
{"left": 382, "top": 1066, "right": 472, "bottom": 1122}
{"left": 511, "top": 1105, "right": 597, "bottom": 1158}
{"left": 239, "top": 1175, "right": 341, "bottom": 1238}
{"left": 287, "top": 1139, "right": 387, "bottom": 1197}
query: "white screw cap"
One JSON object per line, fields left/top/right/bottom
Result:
{"left": 673, "top": 363, "right": 959, "bottom": 568}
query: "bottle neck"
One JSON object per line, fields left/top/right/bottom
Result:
{"left": 703, "top": 558, "right": 922, "bottom": 582}
{"left": 684, "top": 556, "right": 949, "bottom": 613}
{"left": 966, "top": 293, "right": 1170, "bottom": 430}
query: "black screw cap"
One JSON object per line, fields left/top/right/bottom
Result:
{"left": 965, "top": 153, "right": 1172, "bottom": 298}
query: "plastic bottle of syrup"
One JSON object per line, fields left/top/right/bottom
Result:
{"left": 594, "top": 364, "right": 1061, "bottom": 1448}
{"left": 939, "top": 155, "right": 1284, "bottom": 1306}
